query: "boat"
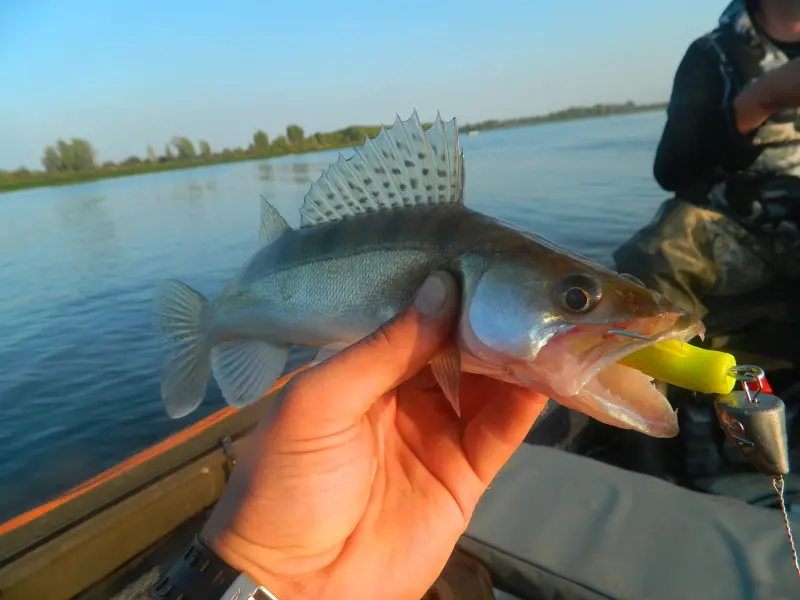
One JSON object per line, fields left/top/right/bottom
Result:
{"left": 3, "top": 354, "right": 800, "bottom": 599}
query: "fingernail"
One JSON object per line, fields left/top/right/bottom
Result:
{"left": 414, "top": 273, "right": 450, "bottom": 317}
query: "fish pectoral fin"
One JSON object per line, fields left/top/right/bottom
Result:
{"left": 210, "top": 340, "right": 290, "bottom": 408}
{"left": 259, "top": 195, "right": 291, "bottom": 247}
{"left": 312, "top": 342, "right": 349, "bottom": 366}
{"left": 430, "top": 341, "right": 462, "bottom": 417}
{"left": 297, "top": 110, "right": 465, "bottom": 228}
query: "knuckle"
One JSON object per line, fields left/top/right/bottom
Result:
{"left": 362, "top": 325, "right": 397, "bottom": 353}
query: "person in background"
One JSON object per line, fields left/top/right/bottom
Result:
{"left": 143, "top": 272, "right": 548, "bottom": 600}
{"left": 608, "top": 0, "right": 800, "bottom": 485}
{"left": 615, "top": 0, "right": 800, "bottom": 318}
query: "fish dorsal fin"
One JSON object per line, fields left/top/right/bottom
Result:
{"left": 259, "top": 195, "right": 291, "bottom": 247}
{"left": 298, "top": 110, "right": 465, "bottom": 228}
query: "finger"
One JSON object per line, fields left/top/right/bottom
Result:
{"left": 459, "top": 375, "right": 549, "bottom": 484}
{"left": 286, "top": 271, "right": 459, "bottom": 428}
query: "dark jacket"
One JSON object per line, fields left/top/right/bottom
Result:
{"left": 654, "top": 0, "right": 800, "bottom": 210}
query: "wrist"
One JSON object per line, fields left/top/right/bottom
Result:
{"left": 733, "top": 81, "right": 776, "bottom": 134}
{"left": 153, "top": 535, "right": 282, "bottom": 600}
{"left": 200, "top": 529, "right": 319, "bottom": 600}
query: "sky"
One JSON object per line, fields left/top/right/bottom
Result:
{"left": 0, "top": 0, "right": 728, "bottom": 170}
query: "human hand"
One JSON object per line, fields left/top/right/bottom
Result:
{"left": 200, "top": 271, "right": 549, "bottom": 600}
{"left": 735, "top": 57, "right": 800, "bottom": 133}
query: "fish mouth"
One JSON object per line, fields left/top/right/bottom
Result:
{"left": 524, "top": 312, "right": 705, "bottom": 438}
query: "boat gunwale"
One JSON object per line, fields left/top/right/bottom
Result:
{"left": 0, "top": 365, "right": 308, "bottom": 565}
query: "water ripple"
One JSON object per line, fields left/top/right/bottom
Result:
{"left": 0, "top": 112, "right": 669, "bottom": 521}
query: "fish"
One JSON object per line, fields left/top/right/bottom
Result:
{"left": 154, "top": 110, "right": 704, "bottom": 438}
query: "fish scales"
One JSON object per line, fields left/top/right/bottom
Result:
{"left": 238, "top": 206, "right": 478, "bottom": 285}
{"left": 223, "top": 207, "right": 496, "bottom": 348}
{"left": 237, "top": 204, "right": 593, "bottom": 292}
{"left": 154, "top": 110, "right": 703, "bottom": 440}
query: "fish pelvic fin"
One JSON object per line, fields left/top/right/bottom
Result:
{"left": 298, "top": 110, "right": 465, "bottom": 228}
{"left": 259, "top": 194, "right": 291, "bottom": 248}
{"left": 431, "top": 340, "right": 462, "bottom": 417}
{"left": 210, "top": 340, "right": 290, "bottom": 408}
{"left": 311, "top": 342, "right": 349, "bottom": 366}
{"left": 154, "top": 280, "right": 213, "bottom": 419}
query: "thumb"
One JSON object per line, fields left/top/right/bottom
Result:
{"left": 287, "top": 271, "right": 459, "bottom": 426}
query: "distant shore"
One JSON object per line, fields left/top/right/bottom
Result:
{"left": 0, "top": 101, "right": 666, "bottom": 194}
{"left": 460, "top": 101, "right": 666, "bottom": 133}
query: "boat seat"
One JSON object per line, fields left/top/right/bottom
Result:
{"left": 458, "top": 444, "right": 800, "bottom": 600}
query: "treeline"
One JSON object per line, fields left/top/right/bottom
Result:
{"left": 0, "top": 123, "right": 387, "bottom": 193}
{"left": 0, "top": 101, "right": 667, "bottom": 193}
{"left": 462, "top": 101, "right": 668, "bottom": 132}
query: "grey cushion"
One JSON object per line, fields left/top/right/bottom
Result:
{"left": 460, "top": 445, "right": 800, "bottom": 600}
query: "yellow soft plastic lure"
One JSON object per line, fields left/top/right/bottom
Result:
{"left": 618, "top": 339, "right": 737, "bottom": 395}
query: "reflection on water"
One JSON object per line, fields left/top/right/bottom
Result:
{"left": 0, "top": 111, "right": 670, "bottom": 522}
{"left": 291, "top": 162, "right": 312, "bottom": 185}
{"left": 258, "top": 161, "right": 274, "bottom": 180}
{"left": 257, "top": 159, "right": 331, "bottom": 186}
{"left": 184, "top": 178, "right": 218, "bottom": 199}
{"left": 56, "top": 194, "right": 115, "bottom": 246}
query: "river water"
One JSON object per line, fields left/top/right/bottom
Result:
{"left": 0, "top": 110, "right": 670, "bottom": 522}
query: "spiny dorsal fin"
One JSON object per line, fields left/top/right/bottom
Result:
{"left": 298, "top": 110, "right": 465, "bottom": 228}
{"left": 259, "top": 194, "right": 291, "bottom": 247}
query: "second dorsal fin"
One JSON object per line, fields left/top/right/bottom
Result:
{"left": 259, "top": 194, "right": 291, "bottom": 247}
{"left": 298, "top": 110, "right": 465, "bottom": 228}
{"left": 218, "top": 195, "right": 290, "bottom": 298}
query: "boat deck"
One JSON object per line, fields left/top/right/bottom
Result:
{"left": 3, "top": 364, "right": 800, "bottom": 599}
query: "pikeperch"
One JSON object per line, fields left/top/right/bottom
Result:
{"left": 154, "top": 110, "right": 703, "bottom": 437}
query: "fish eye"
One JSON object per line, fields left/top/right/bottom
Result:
{"left": 556, "top": 273, "right": 602, "bottom": 314}
{"left": 622, "top": 273, "right": 646, "bottom": 287}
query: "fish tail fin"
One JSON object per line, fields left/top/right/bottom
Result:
{"left": 154, "top": 279, "right": 212, "bottom": 418}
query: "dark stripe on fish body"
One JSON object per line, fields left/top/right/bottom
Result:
{"left": 432, "top": 208, "right": 456, "bottom": 245}
{"left": 352, "top": 208, "right": 388, "bottom": 249}
{"left": 282, "top": 226, "right": 306, "bottom": 265}
{"left": 334, "top": 207, "right": 425, "bottom": 253}
{"left": 314, "top": 219, "right": 343, "bottom": 258}
{"left": 334, "top": 212, "right": 373, "bottom": 253}
{"left": 236, "top": 205, "right": 532, "bottom": 288}
{"left": 380, "top": 207, "right": 417, "bottom": 246}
